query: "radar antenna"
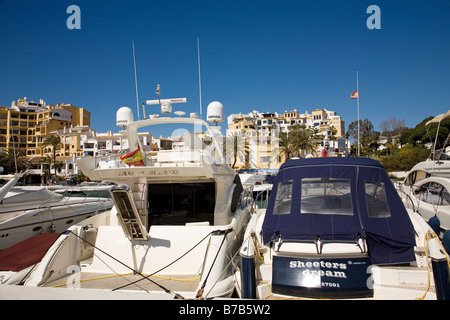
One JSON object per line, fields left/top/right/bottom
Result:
{"left": 146, "top": 84, "right": 187, "bottom": 117}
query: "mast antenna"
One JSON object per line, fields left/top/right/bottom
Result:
{"left": 132, "top": 40, "right": 140, "bottom": 120}
{"left": 197, "top": 37, "right": 203, "bottom": 120}
{"left": 156, "top": 84, "right": 161, "bottom": 107}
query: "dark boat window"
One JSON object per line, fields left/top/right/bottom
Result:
{"left": 405, "top": 170, "right": 428, "bottom": 186}
{"left": 365, "top": 181, "right": 391, "bottom": 218}
{"left": 148, "top": 183, "right": 215, "bottom": 225}
{"left": 300, "top": 178, "right": 353, "bottom": 215}
{"left": 414, "top": 182, "right": 450, "bottom": 206}
{"left": 273, "top": 180, "right": 293, "bottom": 215}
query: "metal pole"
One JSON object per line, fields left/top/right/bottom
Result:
{"left": 357, "top": 70, "right": 360, "bottom": 157}
{"left": 197, "top": 37, "right": 203, "bottom": 120}
{"left": 132, "top": 40, "right": 140, "bottom": 120}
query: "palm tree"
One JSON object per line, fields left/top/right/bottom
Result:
{"left": 0, "top": 149, "right": 29, "bottom": 174}
{"left": 40, "top": 154, "right": 53, "bottom": 184}
{"left": 289, "top": 125, "right": 318, "bottom": 158}
{"left": 328, "top": 125, "right": 338, "bottom": 142}
{"left": 225, "top": 130, "right": 248, "bottom": 169}
{"left": 385, "top": 141, "right": 400, "bottom": 155}
{"left": 41, "top": 135, "right": 61, "bottom": 177}
{"left": 279, "top": 131, "right": 293, "bottom": 162}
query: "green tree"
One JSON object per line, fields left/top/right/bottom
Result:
{"left": 402, "top": 116, "right": 450, "bottom": 148}
{"left": 41, "top": 135, "right": 61, "bottom": 177}
{"left": 289, "top": 124, "right": 319, "bottom": 158}
{"left": 278, "top": 125, "right": 319, "bottom": 162}
{"left": 385, "top": 141, "right": 401, "bottom": 156}
{"left": 382, "top": 145, "right": 429, "bottom": 172}
{"left": 225, "top": 130, "right": 248, "bottom": 169}
{"left": 0, "top": 149, "right": 29, "bottom": 174}
{"left": 40, "top": 155, "right": 53, "bottom": 184}
{"left": 346, "top": 119, "right": 380, "bottom": 156}
{"left": 328, "top": 125, "right": 338, "bottom": 142}
{"left": 279, "top": 131, "right": 294, "bottom": 162}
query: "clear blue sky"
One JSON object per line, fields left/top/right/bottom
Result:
{"left": 1, "top": 0, "right": 450, "bottom": 138}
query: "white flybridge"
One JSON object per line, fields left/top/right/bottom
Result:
{"left": 1, "top": 88, "right": 255, "bottom": 300}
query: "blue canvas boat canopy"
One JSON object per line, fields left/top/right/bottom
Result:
{"left": 262, "top": 157, "right": 416, "bottom": 265}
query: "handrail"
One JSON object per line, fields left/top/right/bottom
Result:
{"left": 254, "top": 188, "right": 271, "bottom": 209}
{"left": 396, "top": 186, "right": 416, "bottom": 212}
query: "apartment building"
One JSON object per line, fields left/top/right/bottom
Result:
{"left": 0, "top": 98, "right": 92, "bottom": 182}
{"left": 227, "top": 108, "right": 348, "bottom": 169}
{"left": 0, "top": 97, "right": 90, "bottom": 157}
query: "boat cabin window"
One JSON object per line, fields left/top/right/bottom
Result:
{"left": 405, "top": 170, "right": 429, "bottom": 186}
{"left": 148, "top": 183, "right": 215, "bottom": 225}
{"left": 273, "top": 180, "right": 293, "bottom": 215}
{"left": 300, "top": 178, "right": 353, "bottom": 215}
{"left": 364, "top": 181, "right": 391, "bottom": 218}
{"left": 414, "top": 182, "right": 450, "bottom": 206}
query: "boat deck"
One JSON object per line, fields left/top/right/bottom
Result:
{"left": 44, "top": 272, "right": 201, "bottom": 294}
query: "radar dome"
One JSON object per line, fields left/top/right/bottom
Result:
{"left": 116, "top": 107, "right": 134, "bottom": 127}
{"left": 206, "top": 101, "right": 224, "bottom": 123}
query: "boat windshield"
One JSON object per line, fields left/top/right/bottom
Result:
{"left": 300, "top": 178, "right": 353, "bottom": 215}
{"left": 404, "top": 170, "right": 428, "bottom": 186}
{"left": 272, "top": 178, "right": 353, "bottom": 216}
{"left": 148, "top": 182, "right": 216, "bottom": 225}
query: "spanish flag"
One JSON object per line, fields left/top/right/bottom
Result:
{"left": 120, "top": 146, "right": 144, "bottom": 166}
{"left": 351, "top": 90, "right": 358, "bottom": 99}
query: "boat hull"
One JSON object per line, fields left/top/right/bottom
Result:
{"left": 0, "top": 202, "right": 112, "bottom": 250}
{"left": 15, "top": 195, "right": 252, "bottom": 299}
{"left": 235, "top": 209, "right": 449, "bottom": 300}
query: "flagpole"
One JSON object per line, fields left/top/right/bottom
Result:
{"left": 356, "top": 69, "right": 360, "bottom": 157}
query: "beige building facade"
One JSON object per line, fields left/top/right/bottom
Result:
{"left": 0, "top": 97, "right": 91, "bottom": 158}
{"left": 227, "top": 108, "right": 347, "bottom": 170}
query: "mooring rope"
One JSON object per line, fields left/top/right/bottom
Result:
{"left": 68, "top": 230, "right": 184, "bottom": 299}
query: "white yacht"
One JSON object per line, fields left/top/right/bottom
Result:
{"left": 397, "top": 110, "right": 450, "bottom": 242}
{"left": 0, "top": 173, "right": 113, "bottom": 250}
{"left": 400, "top": 110, "right": 450, "bottom": 190}
{"left": 236, "top": 158, "right": 450, "bottom": 300}
{"left": 47, "top": 181, "right": 114, "bottom": 198}
{"left": 0, "top": 94, "right": 254, "bottom": 299}
{"left": 400, "top": 176, "right": 450, "bottom": 235}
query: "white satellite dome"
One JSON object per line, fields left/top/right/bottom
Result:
{"left": 116, "top": 107, "right": 134, "bottom": 127}
{"left": 206, "top": 101, "right": 224, "bottom": 123}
